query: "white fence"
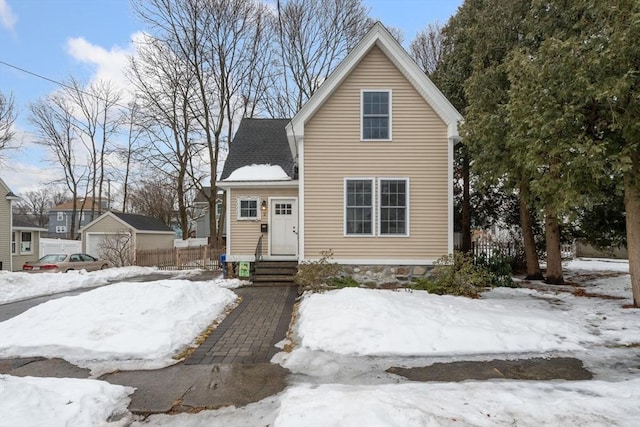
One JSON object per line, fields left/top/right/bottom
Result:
{"left": 40, "top": 238, "right": 82, "bottom": 257}
{"left": 174, "top": 238, "right": 208, "bottom": 248}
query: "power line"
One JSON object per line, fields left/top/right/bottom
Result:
{"left": 0, "top": 59, "right": 133, "bottom": 111}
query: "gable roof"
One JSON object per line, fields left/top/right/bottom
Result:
{"left": 287, "top": 21, "right": 463, "bottom": 153}
{"left": 194, "top": 188, "right": 224, "bottom": 204}
{"left": 12, "top": 218, "right": 47, "bottom": 231}
{"left": 52, "top": 197, "right": 107, "bottom": 211}
{"left": 220, "top": 118, "right": 294, "bottom": 181}
{"left": 82, "top": 211, "right": 174, "bottom": 233}
{"left": 110, "top": 212, "right": 174, "bottom": 232}
{"left": 1, "top": 177, "right": 19, "bottom": 201}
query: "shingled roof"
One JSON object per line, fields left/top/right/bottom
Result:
{"left": 220, "top": 118, "right": 294, "bottom": 181}
{"left": 110, "top": 212, "right": 173, "bottom": 232}
{"left": 12, "top": 218, "right": 46, "bottom": 230}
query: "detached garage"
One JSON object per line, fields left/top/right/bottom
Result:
{"left": 81, "top": 212, "right": 175, "bottom": 265}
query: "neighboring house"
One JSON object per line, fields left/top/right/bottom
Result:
{"left": 219, "top": 23, "right": 462, "bottom": 283}
{"left": 48, "top": 197, "right": 109, "bottom": 238}
{"left": 81, "top": 211, "right": 175, "bottom": 262}
{"left": 193, "top": 188, "right": 225, "bottom": 240}
{"left": 12, "top": 218, "right": 47, "bottom": 271}
{"left": 1, "top": 177, "right": 47, "bottom": 271}
{"left": 1, "top": 178, "right": 20, "bottom": 271}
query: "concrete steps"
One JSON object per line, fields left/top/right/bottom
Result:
{"left": 253, "top": 261, "right": 298, "bottom": 286}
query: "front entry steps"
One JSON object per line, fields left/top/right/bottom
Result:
{"left": 252, "top": 261, "right": 298, "bottom": 287}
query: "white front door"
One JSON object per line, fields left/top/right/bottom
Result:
{"left": 270, "top": 198, "right": 298, "bottom": 256}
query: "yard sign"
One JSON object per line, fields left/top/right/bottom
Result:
{"left": 239, "top": 261, "right": 250, "bottom": 278}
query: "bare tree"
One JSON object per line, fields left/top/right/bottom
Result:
{"left": 410, "top": 23, "right": 444, "bottom": 76}
{"left": 97, "top": 230, "right": 134, "bottom": 267}
{"left": 65, "top": 78, "right": 123, "bottom": 217}
{"left": 13, "top": 189, "right": 52, "bottom": 228}
{"left": 132, "top": 0, "right": 270, "bottom": 248}
{"left": 0, "top": 91, "right": 17, "bottom": 162}
{"left": 115, "top": 100, "right": 145, "bottom": 213}
{"left": 266, "top": 0, "right": 370, "bottom": 117}
{"left": 127, "top": 179, "right": 177, "bottom": 227}
{"left": 29, "top": 94, "right": 88, "bottom": 239}
{"left": 52, "top": 189, "right": 69, "bottom": 207}
{"left": 128, "top": 35, "right": 203, "bottom": 238}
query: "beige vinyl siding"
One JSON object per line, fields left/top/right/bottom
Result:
{"left": 83, "top": 215, "right": 127, "bottom": 234}
{"left": 136, "top": 233, "right": 174, "bottom": 250}
{"left": 82, "top": 215, "right": 173, "bottom": 253}
{"left": 0, "top": 185, "right": 10, "bottom": 271}
{"left": 229, "top": 187, "right": 298, "bottom": 257}
{"left": 11, "top": 230, "right": 42, "bottom": 271}
{"left": 303, "top": 45, "right": 449, "bottom": 261}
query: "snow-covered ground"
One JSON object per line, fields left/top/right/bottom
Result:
{"left": 0, "top": 266, "right": 205, "bottom": 304}
{"left": 1, "top": 259, "right": 638, "bottom": 426}
{"left": 0, "top": 375, "right": 134, "bottom": 427}
{"left": 0, "top": 279, "right": 238, "bottom": 375}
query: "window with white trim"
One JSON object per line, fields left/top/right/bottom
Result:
{"left": 362, "top": 90, "right": 391, "bottom": 140}
{"left": 11, "top": 232, "right": 16, "bottom": 254}
{"left": 379, "top": 179, "right": 408, "bottom": 236}
{"left": 57, "top": 212, "right": 64, "bottom": 221}
{"left": 20, "top": 231, "right": 33, "bottom": 254}
{"left": 237, "top": 197, "right": 260, "bottom": 220}
{"left": 345, "top": 179, "right": 374, "bottom": 235}
{"left": 56, "top": 226, "right": 67, "bottom": 234}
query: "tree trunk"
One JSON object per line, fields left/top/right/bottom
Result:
{"left": 461, "top": 145, "right": 472, "bottom": 253}
{"left": 544, "top": 210, "right": 564, "bottom": 284}
{"left": 217, "top": 195, "right": 226, "bottom": 249}
{"left": 623, "top": 157, "right": 640, "bottom": 308}
{"left": 519, "top": 179, "right": 543, "bottom": 280}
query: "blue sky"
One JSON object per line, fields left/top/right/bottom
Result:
{"left": 0, "top": 0, "right": 463, "bottom": 194}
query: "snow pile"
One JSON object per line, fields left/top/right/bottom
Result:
{"left": 214, "top": 277, "right": 250, "bottom": 289}
{"left": 581, "top": 273, "right": 632, "bottom": 299}
{"left": 0, "top": 266, "right": 180, "bottom": 304}
{"left": 0, "top": 280, "right": 237, "bottom": 373}
{"left": 224, "top": 164, "right": 290, "bottom": 181}
{"left": 0, "top": 375, "right": 134, "bottom": 427}
{"left": 293, "top": 288, "right": 589, "bottom": 357}
{"left": 565, "top": 258, "right": 629, "bottom": 272}
{"left": 273, "top": 380, "right": 640, "bottom": 427}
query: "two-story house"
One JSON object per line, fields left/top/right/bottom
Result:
{"left": 219, "top": 23, "right": 462, "bottom": 284}
{"left": 48, "top": 197, "right": 109, "bottom": 239}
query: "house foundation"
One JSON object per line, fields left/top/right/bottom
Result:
{"left": 340, "top": 264, "right": 435, "bottom": 287}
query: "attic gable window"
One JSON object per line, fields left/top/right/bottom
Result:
{"left": 362, "top": 90, "right": 391, "bottom": 140}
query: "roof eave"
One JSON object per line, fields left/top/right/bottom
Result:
{"left": 11, "top": 226, "right": 47, "bottom": 232}
{"left": 219, "top": 180, "right": 299, "bottom": 189}
{"left": 289, "top": 22, "right": 463, "bottom": 142}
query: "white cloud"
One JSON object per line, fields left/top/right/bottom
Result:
{"left": 65, "top": 32, "right": 146, "bottom": 101}
{"left": 2, "top": 159, "right": 64, "bottom": 195}
{"left": 0, "top": 0, "right": 17, "bottom": 31}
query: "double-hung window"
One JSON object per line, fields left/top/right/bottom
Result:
{"left": 237, "top": 197, "right": 260, "bottom": 220}
{"left": 345, "top": 179, "right": 374, "bottom": 236}
{"left": 362, "top": 90, "right": 391, "bottom": 140}
{"left": 379, "top": 178, "right": 408, "bottom": 236}
{"left": 344, "top": 178, "right": 409, "bottom": 236}
{"left": 20, "top": 231, "right": 33, "bottom": 254}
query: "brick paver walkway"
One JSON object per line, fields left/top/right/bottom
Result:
{"left": 185, "top": 286, "right": 298, "bottom": 365}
